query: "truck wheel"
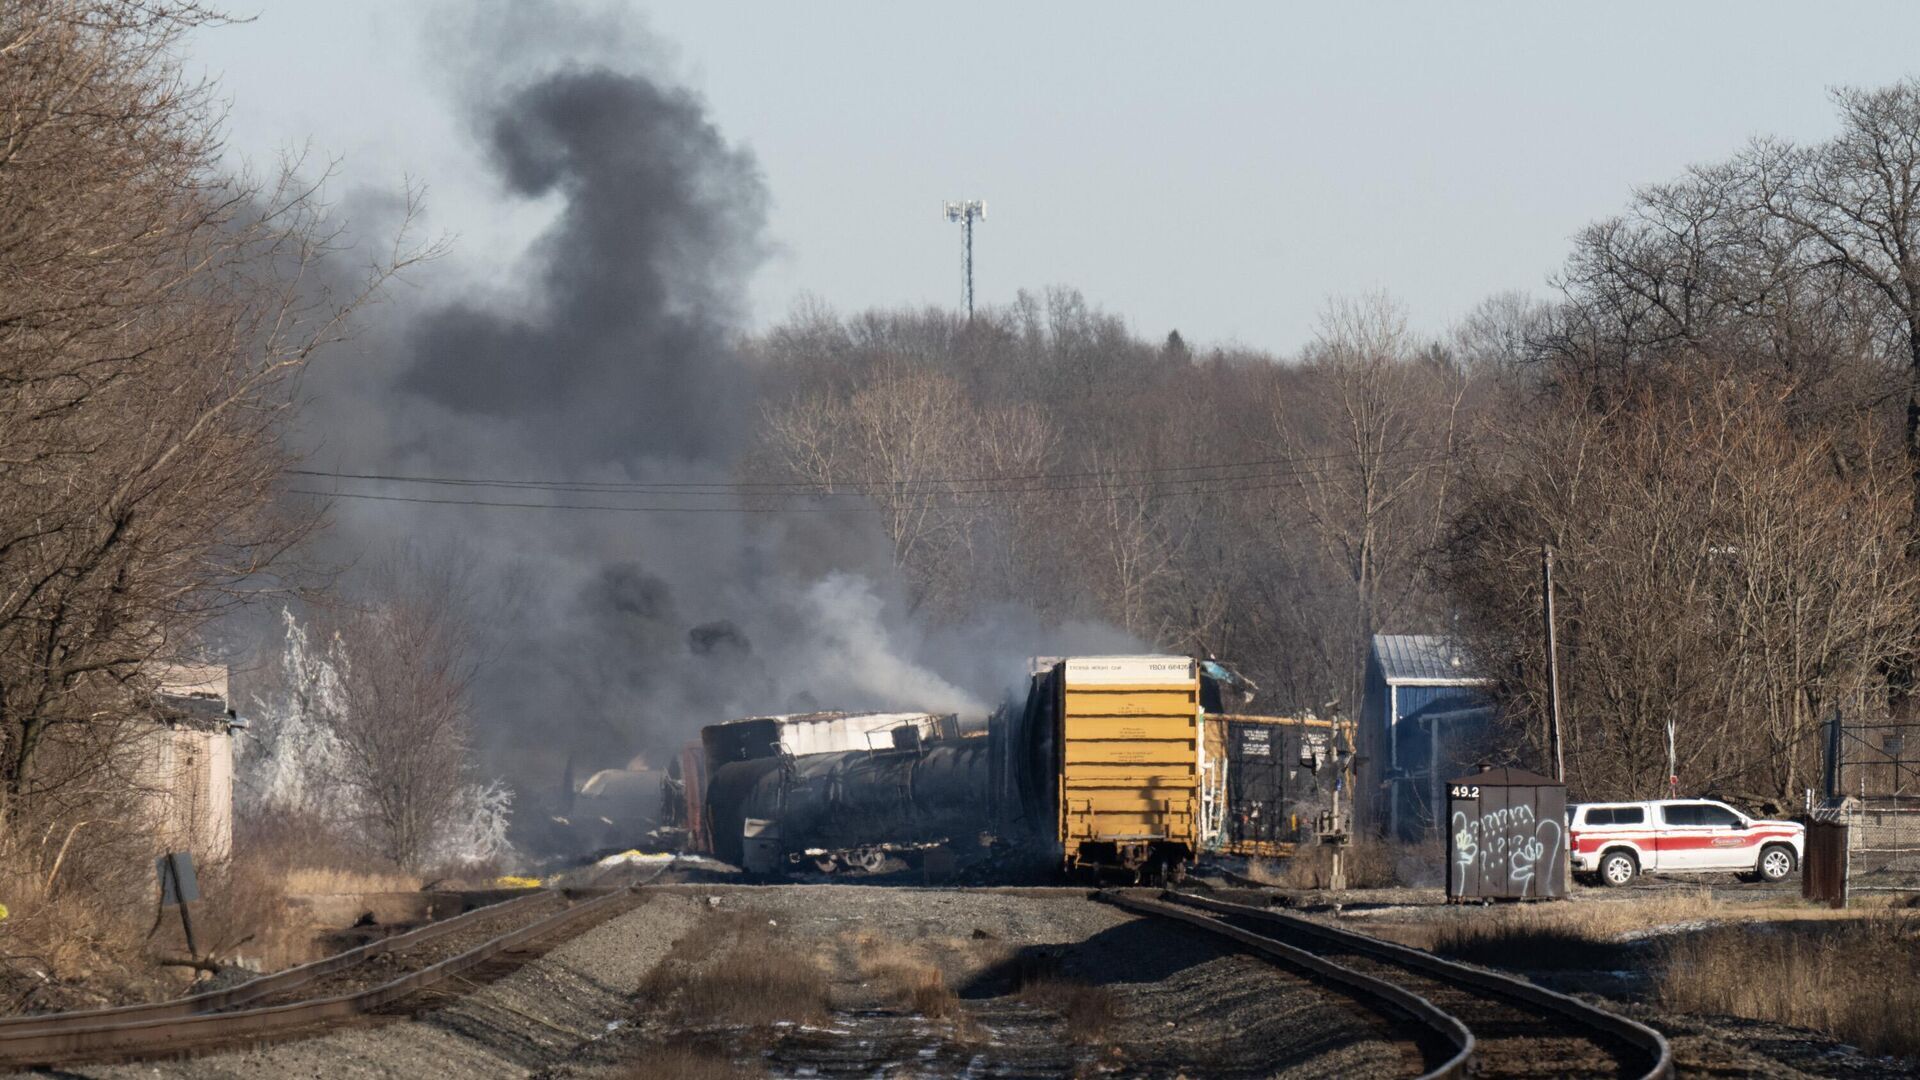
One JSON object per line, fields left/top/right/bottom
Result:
{"left": 1599, "top": 850, "right": 1637, "bottom": 887}
{"left": 1758, "top": 845, "right": 1796, "bottom": 883}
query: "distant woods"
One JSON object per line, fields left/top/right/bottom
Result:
{"left": 748, "top": 290, "right": 1470, "bottom": 727}
{"left": 751, "top": 82, "right": 1920, "bottom": 801}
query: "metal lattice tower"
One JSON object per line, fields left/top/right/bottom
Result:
{"left": 944, "top": 199, "right": 985, "bottom": 319}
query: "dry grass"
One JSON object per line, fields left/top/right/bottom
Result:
{"left": 0, "top": 804, "right": 178, "bottom": 1007}
{"left": 840, "top": 926, "right": 990, "bottom": 1014}
{"left": 639, "top": 911, "right": 830, "bottom": 1026}
{"left": 188, "top": 856, "right": 310, "bottom": 972}
{"left": 240, "top": 812, "right": 422, "bottom": 896}
{"left": 1380, "top": 888, "right": 1910, "bottom": 966}
{"left": 843, "top": 929, "right": 975, "bottom": 1019}
{"left": 1658, "top": 910, "right": 1920, "bottom": 1059}
{"left": 1402, "top": 889, "right": 1729, "bottom": 967}
{"left": 1016, "top": 975, "right": 1118, "bottom": 1042}
{"left": 0, "top": 803, "right": 450, "bottom": 1010}
{"left": 278, "top": 866, "right": 424, "bottom": 896}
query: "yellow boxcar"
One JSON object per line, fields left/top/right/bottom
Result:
{"left": 1051, "top": 655, "right": 1200, "bottom": 881}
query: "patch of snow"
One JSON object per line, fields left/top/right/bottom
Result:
{"left": 1613, "top": 918, "right": 1721, "bottom": 943}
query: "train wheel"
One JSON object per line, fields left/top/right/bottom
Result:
{"left": 813, "top": 856, "right": 838, "bottom": 874}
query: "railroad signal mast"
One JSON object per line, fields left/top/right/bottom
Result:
{"left": 944, "top": 199, "right": 985, "bottom": 319}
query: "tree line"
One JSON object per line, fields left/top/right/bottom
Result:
{"left": 749, "top": 81, "right": 1920, "bottom": 804}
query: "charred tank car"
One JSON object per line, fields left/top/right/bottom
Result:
{"left": 694, "top": 711, "right": 978, "bottom": 872}
{"left": 705, "top": 738, "right": 992, "bottom": 872}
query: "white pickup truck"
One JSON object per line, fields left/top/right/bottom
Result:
{"left": 1567, "top": 799, "right": 1804, "bottom": 886}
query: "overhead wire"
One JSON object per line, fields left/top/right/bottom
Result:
{"left": 284, "top": 444, "right": 1465, "bottom": 514}
{"left": 285, "top": 442, "right": 1461, "bottom": 501}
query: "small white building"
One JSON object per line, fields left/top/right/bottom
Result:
{"left": 138, "top": 664, "right": 237, "bottom": 861}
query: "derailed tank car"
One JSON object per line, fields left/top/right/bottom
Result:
{"left": 705, "top": 738, "right": 991, "bottom": 872}
{"left": 683, "top": 657, "right": 1321, "bottom": 881}
{"left": 679, "top": 710, "right": 965, "bottom": 870}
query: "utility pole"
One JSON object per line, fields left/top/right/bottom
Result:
{"left": 1542, "top": 545, "right": 1565, "bottom": 782}
{"left": 944, "top": 199, "right": 985, "bottom": 319}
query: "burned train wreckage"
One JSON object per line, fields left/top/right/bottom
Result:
{"left": 656, "top": 657, "right": 1353, "bottom": 880}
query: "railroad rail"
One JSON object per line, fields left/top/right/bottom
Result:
{"left": 1102, "top": 889, "right": 1673, "bottom": 1080}
{"left": 0, "top": 884, "right": 643, "bottom": 1067}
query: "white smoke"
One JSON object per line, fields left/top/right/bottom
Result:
{"left": 239, "top": 607, "right": 514, "bottom": 866}
{"left": 787, "top": 573, "right": 990, "bottom": 720}
{"left": 239, "top": 608, "right": 352, "bottom": 823}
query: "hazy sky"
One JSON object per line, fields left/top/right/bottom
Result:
{"left": 188, "top": 1, "right": 1920, "bottom": 354}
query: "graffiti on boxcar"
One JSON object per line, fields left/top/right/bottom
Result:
{"left": 1452, "top": 802, "right": 1562, "bottom": 895}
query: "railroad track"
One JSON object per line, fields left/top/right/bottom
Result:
{"left": 1103, "top": 889, "right": 1672, "bottom": 1080}
{"left": 0, "top": 883, "right": 646, "bottom": 1067}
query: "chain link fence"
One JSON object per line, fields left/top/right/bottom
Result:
{"left": 1812, "top": 716, "right": 1920, "bottom": 893}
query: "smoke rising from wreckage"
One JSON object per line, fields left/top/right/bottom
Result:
{"left": 621, "top": 658, "right": 1351, "bottom": 883}
{"left": 273, "top": 4, "right": 1131, "bottom": 856}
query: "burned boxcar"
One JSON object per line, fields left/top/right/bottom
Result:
{"left": 1204, "top": 713, "right": 1348, "bottom": 859}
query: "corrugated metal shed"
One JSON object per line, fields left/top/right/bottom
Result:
{"left": 1374, "top": 634, "right": 1482, "bottom": 685}
{"left": 1361, "top": 635, "right": 1496, "bottom": 841}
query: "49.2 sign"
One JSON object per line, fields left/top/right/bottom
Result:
{"left": 1449, "top": 784, "right": 1481, "bottom": 799}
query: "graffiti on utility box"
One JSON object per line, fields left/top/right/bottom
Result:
{"left": 1452, "top": 802, "right": 1561, "bottom": 895}
{"left": 1444, "top": 767, "right": 1568, "bottom": 901}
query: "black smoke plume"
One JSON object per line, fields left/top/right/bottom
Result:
{"left": 281, "top": 5, "right": 1136, "bottom": 851}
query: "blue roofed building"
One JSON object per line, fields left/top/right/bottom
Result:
{"left": 1360, "top": 634, "right": 1496, "bottom": 840}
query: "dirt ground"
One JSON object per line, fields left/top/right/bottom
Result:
{"left": 557, "top": 885, "right": 1420, "bottom": 1079}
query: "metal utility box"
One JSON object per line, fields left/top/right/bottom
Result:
{"left": 1802, "top": 819, "right": 1849, "bottom": 908}
{"left": 1444, "top": 766, "right": 1567, "bottom": 901}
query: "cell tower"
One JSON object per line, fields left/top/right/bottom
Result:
{"left": 944, "top": 199, "right": 985, "bottom": 319}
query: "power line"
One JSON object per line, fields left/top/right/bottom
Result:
{"left": 286, "top": 441, "right": 1458, "bottom": 497}
{"left": 283, "top": 449, "right": 1463, "bottom": 515}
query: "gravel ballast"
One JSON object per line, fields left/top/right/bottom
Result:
{"left": 24, "top": 885, "right": 1439, "bottom": 1078}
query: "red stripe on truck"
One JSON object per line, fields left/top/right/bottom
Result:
{"left": 1570, "top": 829, "right": 1798, "bottom": 855}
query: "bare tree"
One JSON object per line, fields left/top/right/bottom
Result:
{"left": 1274, "top": 295, "right": 1468, "bottom": 715}
{"left": 759, "top": 360, "right": 1050, "bottom": 616}
{"left": 0, "top": 1, "right": 432, "bottom": 804}
{"left": 323, "top": 555, "right": 483, "bottom": 870}
{"left": 1744, "top": 82, "right": 1920, "bottom": 514}
{"left": 1444, "top": 366, "right": 1920, "bottom": 799}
